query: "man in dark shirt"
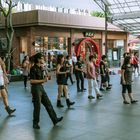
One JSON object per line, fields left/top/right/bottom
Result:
{"left": 30, "top": 53, "right": 63, "bottom": 129}
{"left": 99, "top": 55, "right": 111, "bottom": 90}
{"left": 75, "top": 55, "right": 86, "bottom": 92}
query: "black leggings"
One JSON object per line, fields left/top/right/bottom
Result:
{"left": 66, "top": 73, "right": 74, "bottom": 84}
{"left": 75, "top": 72, "right": 84, "bottom": 90}
{"left": 23, "top": 75, "right": 28, "bottom": 87}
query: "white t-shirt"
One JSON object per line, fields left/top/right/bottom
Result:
{"left": 0, "top": 68, "right": 4, "bottom": 86}
{"left": 69, "top": 59, "right": 73, "bottom": 65}
{"left": 72, "top": 56, "right": 77, "bottom": 63}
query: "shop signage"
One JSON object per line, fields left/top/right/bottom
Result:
{"left": 83, "top": 32, "right": 95, "bottom": 37}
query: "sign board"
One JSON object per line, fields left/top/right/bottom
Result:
{"left": 83, "top": 32, "right": 95, "bottom": 37}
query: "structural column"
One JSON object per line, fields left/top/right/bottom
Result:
{"left": 27, "top": 27, "right": 36, "bottom": 56}
{"left": 105, "top": 4, "right": 108, "bottom": 56}
{"left": 124, "top": 32, "right": 129, "bottom": 52}
{"left": 68, "top": 29, "right": 75, "bottom": 55}
{"left": 101, "top": 32, "right": 106, "bottom": 55}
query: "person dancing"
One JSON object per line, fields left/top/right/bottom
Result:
{"left": 121, "top": 55, "right": 138, "bottom": 104}
{"left": 0, "top": 57, "right": 16, "bottom": 115}
{"left": 56, "top": 54, "right": 75, "bottom": 108}
{"left": 75, "top": 55, "right": 86, "bottom": 92}
{"left": 22, "top": 55, "right": 30, "bottom": 89}
{"left": 87, "top": 55, "right": 102, "bottom": 99}
{"left": 30, "top": 53, "right": 63, "bottom": 129}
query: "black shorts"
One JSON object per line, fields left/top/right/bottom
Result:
{"left": 57, "top": 78, "right": 67, "bottom": 85}
{"left": 101, "top": 75, "right": 107, "bottom": 83}
{"left": 133, "top": 64, "right": 139, "bottom": 68}
{"left": 122, "top": 85, "right": 132, "bottom": 93}
{"left": 0, "top": 85, "right": 5, "bottom": 90}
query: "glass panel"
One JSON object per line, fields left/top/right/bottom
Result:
{"left": 48, "top": 37, "right": 67, "bottom": 55}
{"left": 34, "top": 36, "right": 48, "bottom": 53}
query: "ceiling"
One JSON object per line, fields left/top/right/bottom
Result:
{"left": 94, "top": 0, "right": 140, "bottom": 37}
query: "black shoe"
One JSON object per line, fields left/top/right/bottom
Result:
{"left": 88, "top": 95, "right": 95, "bottom": 99}
{"left": 53, "top": 116, "right": 63, "bottom": 125}
{"left": 5, "top": 106, "right": 16, "bottom": 115}
{"left": 100, "top": 88, "right": 105, "bottom": 91}
{"left": 97, "top": 94, "right": 103, "bottom": 99}
{"left": 123, "top": 101, "right": 130, "bottom": 104}
{"left": 57, "top": 100, "right": 64, "bottom": 108}
{"left": 66, "top": 99, "right": 75, "bottom": 108}
{"left": 131, "top": 100, "right": 138, "bottom": 104}
{"left": 106, "top": 87, "right": 111, "bottom": 90}
{"left": 33, "top": 124, "right": 40, "bottom": 129}
{"left": 108, "top": 84, "right": 112, "bottom": 87}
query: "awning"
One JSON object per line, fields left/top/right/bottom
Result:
{"left": 94, "top": 0, "right": 140, "bottom": 37}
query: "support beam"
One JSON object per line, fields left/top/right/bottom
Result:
{"left": 94, "top": 0, "right": 110, "bottom": 56}
{"left": 93, "top": 0, "right": 110, "bottom": 12}
{"left": 105, "top": 4, "right": 108, "bottom": 56}
{"left": 111, "top": 11, "right": 140, "bottom": 21}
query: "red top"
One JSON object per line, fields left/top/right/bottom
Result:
{"left": 133, "top": 56, "right": 139, "bottom": 64}
{"left": 86, "top": 62, "right": 96, "bottom": 79}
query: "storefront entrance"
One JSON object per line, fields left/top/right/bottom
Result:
{"left": 74, "top": 37, "right": 100, "bottom": 61}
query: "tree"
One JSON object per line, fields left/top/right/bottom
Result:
{"left": 90, "top": 11, "right": 105, "bottom": 17}
{"left": 0, "top": 0, "right": 17, "bottom": 71}
{"left": 90, "top": 11, "right": 111, "bottom": 18}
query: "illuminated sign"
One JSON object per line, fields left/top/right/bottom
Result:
{"left": 83, "top": 32, "right": 95, "bottom": 37}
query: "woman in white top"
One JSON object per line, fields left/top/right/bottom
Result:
{"left": 0, "top": 57, "right": 16, "bottom": 115}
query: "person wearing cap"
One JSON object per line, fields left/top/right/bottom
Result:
{"left": 30, "top": 53, "right": 63, "bottom": 129}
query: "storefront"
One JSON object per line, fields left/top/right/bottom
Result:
{"left": 0, "top": 10, "right": 128, "bottom": 68}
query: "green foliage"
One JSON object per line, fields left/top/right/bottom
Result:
{"left": 90, "top": 11, "right": 105, "bottom": 17}
{"left": 1, "top": 7, "right": 16, "bottom": 13}
{"left": 90, "top": 11, "right": 111, "bottom": 18}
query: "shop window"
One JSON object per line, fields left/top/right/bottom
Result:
{"left": 20, "top": 37, "right": 27, "bottom": 54}
{"left": 48, "top": 37, "right": 67, "bottom": 55}
{"left": 34, "top": 36, "right": 48, "bottom": 53}
{"left": 34, "top": 36, "right": 68, "bottom": 56}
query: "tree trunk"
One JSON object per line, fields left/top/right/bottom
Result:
{"left": 0, "top": 0, "right": 17, "bottom": 72}
{"left": 5, "top": 10, "right": 14, "bottom": 72}
{"left": 7, "top": 33, "right": 14, "bottom": 72}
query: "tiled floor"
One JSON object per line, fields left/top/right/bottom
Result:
{"left": 0, "top": 73, "right": 140, "bottom": 140}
